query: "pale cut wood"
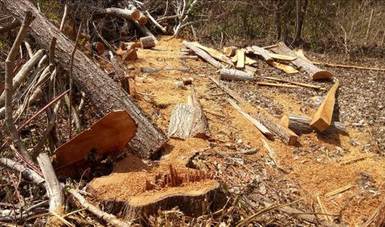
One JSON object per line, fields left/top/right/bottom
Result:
{"left": 192, "top": 42, "right": 233, "bottom": 65}
{"left": 264, "top": 76, "right": 324, "bottom": 90}
{"left": 223, "top": 46, "right": 237, "bottom": 57}
{"left": 1, "top": 0, "right": 167, "bottom": 158}
{"left": 55, "top": 111, "right": 137, "bottom": 175}
{"left": 269, "top": 52, "right": 297, "bottom": 61}
{"left": 313, "top": 61, "right": 385, "bottom": 72}
{"left": 183, "top": 41, "right": 224, "bottom": 68}
{"left": 271, "top": 42, "right": 333, "bottom": 80}
{"left": 250, "top": 45, "right": 273, "bottom": 63}
{"left": 219, "top": 68, "right": 254, "bottom": 81}
{"left": 310, "top": 80, "right": 339, "bottom": 132}
{"left": 168, "top": 90, "right": 209, "bottom": 139}
{"left": 140, "top": 36, "right": 156, "bottom": 49}
{"left": 268, "top": 61, "right": 299, "bottom": 74}
{"left": 245, "top": 56, "right": 257, "bottom": 65}
{"left": 257, "top": 82, "right": 300, "bottom": 88}
{"left": 235, "top": 49, "right": 245, "bottom": 69}
{"left": 282, "top": 114, "right": 347, "bottom": 134}
{"left": 37, "top": 153, "right": 64, "bottom": 214}
{"left": 227, "top": 98, "right": 273, "bottom": 139}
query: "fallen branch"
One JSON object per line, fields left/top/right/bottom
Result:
{"left": 313, "top": 61, "right": 385, "bottom": 72}
{"left": 4, "top": 11, "right": 35, "bottom": 161}
{"left": 183, "top": 41, "right": 224, "bottom": 69}
{"left": 0, "top": 158, "right": 44, "bottom": 184}
{"left": 37, "top": 153, "right": 64, "bottom": 214}
{"left": 68, "top": 189, "right": 132, "bottom": 227}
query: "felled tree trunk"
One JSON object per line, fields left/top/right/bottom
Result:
{"left": 219, "top": 68, "right": 254, "bottom": 81}
{"left": 1, "top": 0, "right": 167, "bottom": 158}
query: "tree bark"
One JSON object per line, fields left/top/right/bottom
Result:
{"left": 0, "top": 0, "right": 167, "bottom": 158}
{"left": 294, "top": 0, "right": 308, "bottom": 44}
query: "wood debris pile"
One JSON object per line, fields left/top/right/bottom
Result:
{"left": 0, "top": 0, "right": 385, "bottom": 226}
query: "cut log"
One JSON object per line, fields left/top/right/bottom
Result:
{"left": 227, "top": 98, "right": 273, "bottom": 139}
{"left": 183, "top": 41, "right": 224, "bottom": 69}
{"left": 0, "top": 0, "right": 167, "bottom": 158}
{"left": 168, "top": 91, "right": 210, "bottom": 140}
{"left": 310, "top": 80, "right": 339, "bottom": 132}
{"left": 282, "top": 114, "right": 347, "bottom": 134}
{"left": 257, "top": 82, "right": 300, "bottom": 88}
{"left": 140, "top": 36, "right": 156, "bottom": 49}
{"left": 94, "top": 7, "right": 140, "bottom": 21}
{"left": 235, "top": 49, "right": 245, "bottom": 69}
{"left": 219, "top": 68, "right": 254, "bottom": 81}
{"left": 270, "top": 42, "right": 333, "bottom": 80}
{"left": 223, "top": 46, "right": 237, "bottom": 57}
{"left": 268, "top": 61, "right": 299, "bottom": 74}
{"left": 55, "top": 111, "right": 137, "bottom": 176}
{"left": 192, "top": 42, "right": 233, "bottom": 65}
{"left": 250, "top": 46, "right": 274, "bottom": 63}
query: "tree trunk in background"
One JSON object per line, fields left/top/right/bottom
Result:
{"left": 294, "top": 0, "right": 308, "bottom": 44}
{"left": 274, "top": 0, "right": 282, "bottom": 40}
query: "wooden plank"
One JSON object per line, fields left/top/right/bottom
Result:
{"left": 235, "top": 49, "right": 245, "bottom": 69}
{"left": 285, "top": 114, "right": 347, "bottom": 134}
{"left": 310, "top": 80, "right": 340, "bottom": 132}
{"left": 271, "top": 42, "right": 333, "bottom": 80}
{"left": 257, "top": 82, "right": 300, "bottom": 88}
{"left": 264, "top": 76, "right": 324, "bottom": 90}
{"left": 192, "top": 42, "right": 233, "bottom": 65}
{"left": 269, "top": 52, "right": 297, "bottom": 61}
{"left": 55, "top": 111, "right": 137, "bottom": 170}
{"left": 268, "top": 61, "right": 299, "bottom": 74}
{"left": 227, "top": 98, "right": 273, "bottom": 139}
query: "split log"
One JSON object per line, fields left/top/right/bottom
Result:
{"left": 0, "top": 49, "right": 45, "bottom": 107}
{"left": 0, "top": 0, "right": 167, "bottom": 158}
{"left": 219, "top": 68, "right": 254, "bottom": 81}
{"left": 310, "top": 80, "right": 339, "bottom": 132}
{"left": 140, "top": 36, "right": 156, "bottom": 49}
{"left": 281, "top": 114, "right": 347, "bottom": 134}
{"left": 223, "top": 46, "right": 237, "bottom": 57}
{"left": 168, "top": 90, "right": 209, "bottom": 139}
{"left": 183, "top": 41, "right": 224, "bottom": 68}
{"left": 227, "top": 98, "right": 273, "bottom": 139}
{"left": 250, "top": 46, "right": 273, "bottom": 63}
{"left": 55, "top": 111, "right": 137, "bottom": 176}
{"left": 235, "top": 49, "right": 245, "bottom": 69}
{"left": 268, "top": 61, "right": 299, "bottom": 74}
{"left": 270, "top": 42, "right": 333, "bottom": 80}
{"left": 245, "top": 56, "right": 257, "bottom": 65}
{"left": 37, "top": 153, "right": 64, "bottom": 214}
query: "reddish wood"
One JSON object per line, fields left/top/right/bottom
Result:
{"left": 55, "top": 111, "right": 137, "bottom": 171}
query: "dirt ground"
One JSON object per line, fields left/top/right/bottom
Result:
{"left": 96, "top": 36, "right": 385, "bottom": 226}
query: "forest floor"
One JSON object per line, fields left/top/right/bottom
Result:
{"left": 94, "top": 36, "right": 385, "bottom": 226}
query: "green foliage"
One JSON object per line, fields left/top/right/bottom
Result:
{"left": 35, "top": 0, "right": 62, "bottom": 23}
